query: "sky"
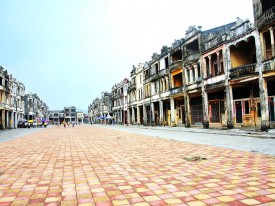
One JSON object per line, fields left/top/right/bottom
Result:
{"left": 0, "top": 0, "right": 254, "bottom": 111}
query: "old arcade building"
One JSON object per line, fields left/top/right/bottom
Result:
{"left": 112, "top": 78, "right": 129, "bottom": 124}
{"left": 127, "top": 66, "right": 137, "bottom": 124}
{"left": 253, "top": 0, "right": 275, "bottom": 129}
{"left": 225, "top": 18, "right": 264, "bottom": 129}
{"left": 183, "top": 26, "right": 203, "bottom": 127}
{"left": 169, "top": 39, "right": 185, "bottom": 126}
{"left": 201, "top": 22, "right": 236, "bottom": 128}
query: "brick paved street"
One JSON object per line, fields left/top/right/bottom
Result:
{"left": 0, "top": 125, "right": 275, "bottom": 206}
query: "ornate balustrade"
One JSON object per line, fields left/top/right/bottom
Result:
{"left": 229, "top": 63, "right": 257, "bottom": 79}
{"left": 256, "top": 6, "right": 275, "bottom": 29}
{"left": 169, "top": 60, "right": 182, "bottom": 72}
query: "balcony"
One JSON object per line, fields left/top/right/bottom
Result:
{"left": 128, "top": 84, "right": 136, "bottom": 92}
{"left": 256, "top": 6, "right": 275, "bottom": 29}
{"left": 263, "top": 58, "right": 275, "bottom": 72}
{"left": 158, "top": 68, "right": 169, "bottom": 77}
{"left": 205, "top": 74, "right": 226, "bottom": 87}
{"left": 169, "top": 86, "right": 184, "bottom": 96}
{"left": 144, "top": 73, "right": 159, "bottom": 84}
{"left": 169, "top": 60, "right": 182, "bottom": 72}
{"left": 184, "top": 52, "right": 200, "bottom": 63}
{"left": 229, "top": 63, "right": 257, "bottom": 79}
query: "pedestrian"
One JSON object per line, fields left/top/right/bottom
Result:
{"left": 9, "top": 119, "right": 12, "bottom": 129}
{"left": 63, "top": 121, "right": 66, "bottom": 128}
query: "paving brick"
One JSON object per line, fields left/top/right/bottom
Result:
{"left": 0, "top": 126, "right": 274, "bottom": 205}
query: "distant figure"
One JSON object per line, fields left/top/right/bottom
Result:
{"left": 72, "top": 122, "right": 75, "bottom": 128}
{"left": 9, "top": 119, "right": 12, "bottom": 129}
{"left": 63, "top": 121, "right": 66, "bottom": 128}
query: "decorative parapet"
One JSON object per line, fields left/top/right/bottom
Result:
{"left": 229, "top": 63, "right": 257, "bottom": 79}
{"left": 205, "top": 74, "right": 226, "bottom": 86}
{"left": 256, "top": 6, "right": 275, "bottom": 29}
{"left": 263, "top": 57, "right": 275, "bottom": 72}
{"left": 169, "top": 60, "right": 182, "bottom": 72}
{"left": 228, "top": 18, "right": 254, "bottom": 40}
{"left": 184, "top": 52, "right": 200, "bottom": 63}
{"left": 169, "top": 86, "right": 184, "bottom": 96}
{"left": 158, "top": 68, "right": 169, "bottom": 77}
{"left": 171, "top": 39, "right": 184, "bottom": 49}
{"left": 185, "top": 26, "right": 202, "bottom": 40}
{"left": 144, "top": 73, "right": 159, "bottom": 84}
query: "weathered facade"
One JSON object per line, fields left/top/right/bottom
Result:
{"left": 253, "top": 0, "right": 275, "bottom": 130}
{"left": 89, "top": 0, "right": 275, "bottom": 131}
{"left": 112, "top": 78, "right": 129, "bottom": 124}
{"left": 24, "top": 93, "right": 48, "bottom": 121}
{"left": 0, "top": 68, "right": 26, "bottom": 129}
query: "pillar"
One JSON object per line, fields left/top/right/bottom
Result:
{"left": 269, "top": 28, "right": 275, "bottom": 57}
{"left": 185, "top": 68, "right": 189, "bottom": 84}
{"left": 170, "top": 97, "right": 175, "bottom": 126}
{"left": 224, "top": 44, "right": 234, "bottom": 129}
{"left": 131, "top": 107, "right": 135, "bottom": 124}
{"left": 189, "top": 67, "right": 194, "bottom": 83}
{"left": 159, "top": 100, "right": 164, "bottom": 124}
{"left": 259, "top": 76, "right": 269, "bottom": 131}
{"left": 184, "top": 94, "right": 191, "bottom": 127}
{"left": 208, "top": 55, "right": 212, "bottom": 77}
{"left": 216, "top": 51, "right": 221, "bottom": 74}
{"left": 194, "top": 64, "right": 198, "bottom": 81}
{"left": 260, "top": 32, "right": 266, "bottom": 60}
{"left": 256, "top": 31, "right": 269, "bottom": 131}
{"left": 143, "top": 105, "right": 147, "bottom": 126}
{"left": 151, "top": 102, "right": 155, "bottom": 125}
{"left": 226, "top": 84, "right": 234, "bottom": 129}
{"left": 202, "top": 89, "right": 209, "bottom": 128}
{"left": 137, "top": 106, "right": 140, "bottom": 125}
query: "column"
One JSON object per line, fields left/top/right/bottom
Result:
{"left": 260, "top": 32, "right": 266, "bottom": 60}
{"left": 203, "top": 57, "right": 207, "bottom": 79}
{"left": 189, "top": 67, "right": 194, "bottom": 83}
{"left": 151, "top": 102, "right": 155, "bottom": 125}
{"left": 170, "top": 97, "right": 175, "bottom": 126}
{"left": 259, "top": 77, "right": 269, "bottom": 131}
{"left": 127, "top": 108, "right": 131, "bottom": 125}
{"left": 269, "top": 28, "right": 275, "bottom": 57}
{"left": 137, "top": 106, "right": 140, "bottom": 125}
{"left": 216, "top": 51, "right": 221, "bottom": 74}
{"left": 255, "top": 31, "right": 269, "bottom": 131}
{"left": 131, "top": 107, "right": 135, "bottom": 124}
{"left": 185, "top": 68, "right": 189, "bottom": 84}
{"left": 159, "top": 100, "right": 164, "bottom": 124}
{"left": 143, "top": 105, "right": 147, "bottom": 126}
{"left": 194, "top": 64, "right": 198, "bottom": 81}
{"left": 226, "top": 84, "right": 234, "bottom": 129}
{"left": 184, "top": 94, "right": 191, "bottom": 127}
{"left": 202, "top": 88, "right": 209, "bottom": 128}
{"left": 208, "top": 55, "right": 212, "bottom": 77}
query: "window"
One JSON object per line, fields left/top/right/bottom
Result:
{"left": 244, "top": 100, "right": 250, "bottom": 114}
{"left": 257, "top": 103, "right": 261, "bottom": 117}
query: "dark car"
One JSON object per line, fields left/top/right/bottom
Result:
{"left": 17, "top": 119, "right": 28, "bottom": 128}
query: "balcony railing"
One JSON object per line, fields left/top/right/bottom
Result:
{"left": 169, "top": 60, "right": 182, "bottom": 72}
{"left": 184, "top": 52, "right": 200, "bottom": 62}
{"left": 263, "top": 58, "right": 275, "bottom": 71}
{"left": 256, "top": 6, "right": 275, "bottom": 29}
{"left": 158, "top": 68, "right": 169, "bottom": 77}
{"left": 169, "top": 86, "right": 184, "bottom": 95}
{"left": 229, "top": 63, "right": 257, "bottom": 79}
{"left": 128, "top": 84, "right": 136, "bottom": 92}
{"left": 144, "top": 73, "right": 159, "bottom": 84}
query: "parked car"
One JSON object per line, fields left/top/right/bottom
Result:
{"left": 17, "top": 119, "right": 28, "bottom": 128}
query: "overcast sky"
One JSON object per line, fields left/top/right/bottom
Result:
{"left": 0, "top": 0, "right": 254, "bottom": 111}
